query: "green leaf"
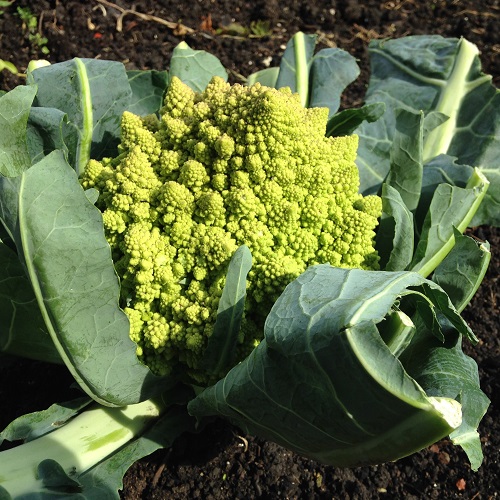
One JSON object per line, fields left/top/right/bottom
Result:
{"left": 126, "top": 70, "right": 169, "bottom": 116}
{"left": 30, "top": 58, "right": 133, "bottom": 175}
{"left": 202, "top": 245, "right": 252, "bottom": 376}
{"left": 0, "top": 242, "right": 62, "bottom": 364}
{"left": 0, "top": 221, "right": 11, "bottom": 245}
{"left": 385, "top": 108, "right": 423, "bottom": 212}
{"left": 376, "top": 184, "right": 414, "bottom": 271}
{"left": 169, "top": 41, "right": 228, "bottom": 92}
{"left": 0, "top": 85, "right": 37, "bottom": 177}
{"left": 417, "top": 154, "right": 473, "bottom": 231}
{"left": 401, "top": 323, "right": 489, "bottom": 471}
{"left": 355, "top": 36, "right": 499, "bottom": 226}
{"left": 274, "top": 32, "right": 360, "bottom": 116}
{"left": 189, "top": 265, "right": 476, "bottom": 467}
{"left": 423, "top": 110, "right": 449, "bottom": 137}
{"left": 38, "top": 459, "right": 82, "bottom": 493}
{"left": 0, "top": 59, "right": 18, "bottom": 75}
{"left": 413, "top": 281, "right": 476, "bottom": 343}
{"left": 84, "top": 187, "right": 99, "bottom": 205}
{"left": 308, "top": 48, "right": 360, "bottom": 117}
{"left": 409, "top": 169, "right": 489, "bottom": 277}
{"left": 0, "top": 398, "right": 91, "bottom": 444}
{"left": 0, "top": 151, "right": 166, "bottom": 406}
{"left": 325, "top": 102, "right": 385, "bottom": 137}
{"left": 27, "top": 107, "right": 68, "bottom": 164}
{"left": 432, "top": 229, "right": 491, "bottom": 313}
{"left": 246, "top": 67, "right": 280, "bottom": 88}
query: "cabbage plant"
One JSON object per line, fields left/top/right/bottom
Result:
{"left": 0, "top": 33, "right": 498, "bottom": 498}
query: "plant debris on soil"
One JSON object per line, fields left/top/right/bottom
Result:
{"left": 0, "top": 1, "right": 499, "bottom": 498}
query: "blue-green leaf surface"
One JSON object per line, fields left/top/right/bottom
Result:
{"left": 30, "top": 58, "right": 133, "bottom": 175}
{"left": 38, "top": 459, "right": 83, "bottom": 492}
{"left": 432, "top": 230, "right": 491, "bottom": 313}
{"left": 0, "top": 398, "right": 91, "bottom": 445}
{"left": 0, "top": 152, "right": 166, "bottom": 406}
{"left": 189, "top": 265, "right": 480, "bottom": 467}
{"left": 401, "top": 322, "right": 489, "bottom": 471}
{"left": 246, "top": 67, "right": 280, "bottom": 88}
{"left": 126, "top": 70, "right": 169, "bottom": 116}
{"left": 0, "top": 85, "right": 36, "bottom": 177}
{"left": 0, "top": 241, "right": 61, "bottom": 363}
{"left": 27, "top": 107, "right": 68, "bottom": 164}
{"left": 355, "top": 36, "right": 499, "bottom": 226}
{"left": 385, "top": 108, "right": 423, "bottom": 212}
{"left": 416, "top": 154, "right": 473, "bottom": 230}
{"left": 275, "top": 32, "right": 317, "bottom": 105}
{"left": 308, "top": 48, "right": 360, "bottom": 117}
{"left": 376, "top": 184, "right": 414, "bottom": 271}
{"left": 169, "top": 42, "right": 228, "bottom": 92}
{"left": 409, "top": 170, "right": 489, "bottom": 277}
{"left": 202, "top": 245, "right": 252, "bottom": 376}
{"left": 274, "top": 32, "right": 360, "bottom": 116}
{"left": 325, "top": 102, "right": 385, "bottom": 137}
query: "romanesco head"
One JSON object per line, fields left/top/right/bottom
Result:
{"left": 82, "top": 76, "right": 381, "bottom": 384}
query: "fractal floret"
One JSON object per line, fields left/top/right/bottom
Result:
{"left": 81, "top": 76, "right": 382, "bottom": 380}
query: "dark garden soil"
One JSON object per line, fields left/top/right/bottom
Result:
{"left": 0, "top": 1, "right": 499, "bottom": 498}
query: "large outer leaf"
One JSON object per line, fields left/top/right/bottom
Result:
{"left": 29, "top": 58, "right": 133, "bottom": 175}
{"left": 0, "top": 388, "right": 196, "bottom": 499}
{"left": 325, "top": 102, "right": 385, "bottom": 137}
{"left": 76, "top": 404, "right": 196, "bottom": 499}
{"left": 246, "top": 67, "right": 280, "bottom": 88}
{"left": 416, "top": 154, "right": 473, "bottom": 229}
{"left": 355, "top": 36, "right": 499, "bottom": 226}
{"left": 0, "top": 151, "right": 166, "bottom": 406}
{"left": 189, "top": 265, "right": 482, "bottom": 467}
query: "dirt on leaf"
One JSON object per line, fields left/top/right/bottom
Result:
{"left": 0, "top": 0, "right": 499, "bottom": 498}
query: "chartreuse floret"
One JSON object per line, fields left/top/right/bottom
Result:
{"left": 81, "top": 76, "right": 381, "bottom": 382}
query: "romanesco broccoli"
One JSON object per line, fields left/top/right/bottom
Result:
{"left": 81, "top": 76, "right": 382, "bottom": 382}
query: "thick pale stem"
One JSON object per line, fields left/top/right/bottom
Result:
{"left": 423, "top": 39, "right": 480, "bottom": 162}
{"left": 293, "top": 32, "right": 309, "bottom": 107}
{"left": 74, "top": 57, "right": 93, "bottom": 176}
{"left": 0, "top": 398, "right": 165, "bottom": 497}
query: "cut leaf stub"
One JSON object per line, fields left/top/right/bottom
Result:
{"left": 429, "top": 397, "right": 462, "bottom": 430}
